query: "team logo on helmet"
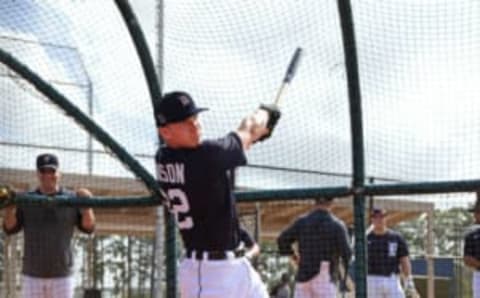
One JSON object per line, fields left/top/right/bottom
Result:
{"left": 156, "top": 113, "right": 167, "bottom": 125}
{"left": 179, "top": 95, "right": 190, "bottom": 107}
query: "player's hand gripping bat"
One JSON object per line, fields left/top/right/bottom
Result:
{"left": 258, "top": 47, "right": 303, "bottom": 141}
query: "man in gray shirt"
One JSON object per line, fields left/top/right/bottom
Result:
{"left": 2, "top": 153, "right": 95, "bottom": 298}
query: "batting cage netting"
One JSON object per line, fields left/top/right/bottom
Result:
{"left": 1, "top": 0, "right": 480, "bottom": 298}
{"left": 160, "top": 1, "right": 480, "bottom": 298}
{"left": 0, "top": 1, "right": 163, "bottom": 297}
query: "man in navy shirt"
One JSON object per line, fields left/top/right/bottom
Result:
{"left": 367, "top": 208, "right": 417, "bottom": 298}
{"left": 155, "top": 91, "right": 280, "bottom": 298}
{"left": 277, "top": 196, "right": 352, "bottom": 298}
{"left": 464, "top": 193, "right": 480, "bottom": 298}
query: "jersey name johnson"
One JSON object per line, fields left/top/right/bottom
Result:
{"left": 157, "top": 163, "right": 185, "bottom": 184}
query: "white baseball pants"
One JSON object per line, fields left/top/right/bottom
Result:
{"left": 21, "top": 275, "right": 74, "bottom": 298}
{"left": 473, "top": 271, "right": 480, "bottom": 298}
{"left": 367, "top": 275, "right": 404, "bottom": 298}
{"left": 293, "top": 262, "right": 336, "bottom": 298}
{"left": 179, "top": 255, "right": 268, "bottom": 298}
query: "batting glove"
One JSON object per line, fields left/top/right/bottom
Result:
{"left": 404, "top": 276, "right": 418, "bottom": 296}
{"left": 258, "top": 104, "right": 281, "bottom": 141}
{"left": 0, "top": 185, "right": 15, "bottom": 201}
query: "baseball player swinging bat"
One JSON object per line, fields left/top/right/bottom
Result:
{"left": 258, "top": 47, "right": 303, "bottom": 141}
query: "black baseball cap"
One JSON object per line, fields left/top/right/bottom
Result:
{"left": 36, "top": 153, "right": 59, "bottom": 170}
{"left": 371, "top": 207, "right": 387, "bottom": 217}
{"left": 315, "top": 196, "right": 335, "bottom": 204}
{"left": 155, "top": 91, "right": 208, "bottom": 127}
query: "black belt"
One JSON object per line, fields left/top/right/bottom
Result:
{"left": 186, "top": 250, "right": 244, "bottom": 260}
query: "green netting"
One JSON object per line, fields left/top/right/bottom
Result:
{"left": 0, "top": 1, "right": 157, "bottom": 194}
{"left": 356, "top": 0, "right": 480, "bottom": 185}
{"left": 0, "top": 1, "right": 163, "bottom": 296}
{"left": 161, "top": 1, "right": 480, "bottom": 298}
{"left": 162, "top": 0, "right": 480, "bottom": 196}
{"left": 162, "top": 1, "right": 352, "bottom": 190}
{"left": 2, "top": 0, "right": 480, "bottom": 297}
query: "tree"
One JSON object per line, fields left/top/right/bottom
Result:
{"left": 395, "top": 208, "right": 472, "bottom": 256}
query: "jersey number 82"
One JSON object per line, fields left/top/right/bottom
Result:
{"left": 167, "top": 188, "right": 193, "bottom": 230}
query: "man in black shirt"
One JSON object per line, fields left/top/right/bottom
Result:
{"left": 277, "top": 197, "right": 352, "bottom": 298}
{"left": 464, "top": 193, "right": 480, "bottom": 298}
{"left": 367, "top": 208, "right": 417, "bottom": 298}
{"left": 155, "top": 91, "right": 280, "bottom": 298}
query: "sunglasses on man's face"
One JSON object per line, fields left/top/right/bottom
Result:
{"left": 38, "top": 168, "right": 57, "bottom": 174}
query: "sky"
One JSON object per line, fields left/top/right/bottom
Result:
{"left": 130, "top": 0, "right": 157, "bottom": 55}
{"left": 1, "top": 0, "right": 480, "bottom": 209}
{"left": 0, "top": 1, "right": 157, "bottom": 176}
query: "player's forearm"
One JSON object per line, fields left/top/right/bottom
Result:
{"left": 75, "top": 188, "right": 95, "bottom": 231}
{"left": 81, "top": 208, "right": 96, "bottom": 232}
{"left": 400, "top": 256, "right": 412, "bottom": 277}
{"left": 245, "top": 243, "right": 260, "bottom": 259}
{"left": 464, "top": 256, "right": 480, "bottom": 269}
{"left": 3, "top": 206, "right": 18, "bottom": 231}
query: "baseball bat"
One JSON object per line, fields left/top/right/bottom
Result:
{"left": 273, "top": 47, "right": 303, "bottom": 107}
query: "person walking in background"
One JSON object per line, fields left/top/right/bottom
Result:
{"left": 277, "top": 196, "right": 352, "bottom": 298}
{"left": 464, "top": 193, "right": 480, "bottom": 298}
{"left": 155, "top": 91, "right": 280, "bottom": 298}
{"left": 367, "top": 208, "right": 417, "bottom": 298}
{"left": 2, "top": 153, "right": 95, "bottom": 298}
